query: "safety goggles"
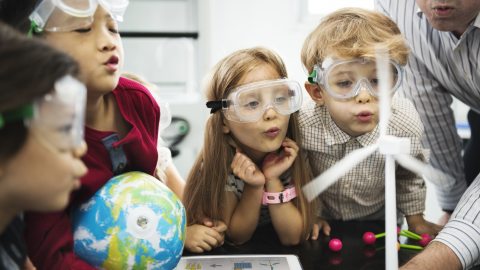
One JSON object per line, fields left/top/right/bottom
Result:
{"left": 308, "top": 58, "right": 403, "bottom": 100}
{"left": 29, "top": 0, "right": 129, "bottom": 33}
{"left": 206, "top": 79, "right": 303, "bottom": 123}
{"left": 0, "top": 75, "right": 87, "bottom": 152}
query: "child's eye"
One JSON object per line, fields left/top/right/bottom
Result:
{"left": 243, "top": 101, "right": 259, "bottom": 109}
{"left": 274, "top": 96, "right": 287, "bottom": 104}
{"left": 336, "top": 80, "right": 353, "bottom": 88}
{"left": 370, "top": 78, "right": 379, "bottom": 86}
{"left": 74, "top": 28, "right": 91, "bottom": 33}
{"left": 57, "top": 124, "right": 73, "bottom": 135}
{"left": 109, "top": 27, "right": 119, "bottom": 34}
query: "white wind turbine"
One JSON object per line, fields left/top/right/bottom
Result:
{"left": 302, "top": 47, "right": 452, "bottom": 269}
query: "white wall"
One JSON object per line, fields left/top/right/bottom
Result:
{"left": 204, "top": 0, "right": 315, "bottom": 84}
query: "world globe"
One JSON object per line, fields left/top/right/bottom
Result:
{"left": 72, "top": 171, "right": 186, "bottom": 269}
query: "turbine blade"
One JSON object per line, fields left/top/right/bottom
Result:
{"left": 394, "top": 154, "right": 454, "bottom": 188}
{"left": 303, "top": 144, "right": 379, "bottom": 201}
{"left": 375, "top": 46, "right": 392, "bottom": 138}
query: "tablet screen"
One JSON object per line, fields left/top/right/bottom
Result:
{"left": 175, "top": 254, "right": 302, "bottom": 269}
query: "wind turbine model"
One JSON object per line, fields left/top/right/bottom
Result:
{"left": 302, "top": 47, "right": 451, "bottom": 270}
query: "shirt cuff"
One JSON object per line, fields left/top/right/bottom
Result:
{"left": 434, "top": 218, "right": 480, "bottom": 269}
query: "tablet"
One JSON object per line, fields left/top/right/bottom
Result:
{"left": 175, "top": 254, "right": 302, "bottom": 270}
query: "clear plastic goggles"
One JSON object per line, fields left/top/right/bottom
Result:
{"left": 308, "top": 58, "right": 403, "bottom": 100}
{"left": 207, "top": 79, "right": 303, "bottom": 123}
{"left": 27, "top": 75, "right": 87, "bottom": 151}
{"left": 30, "top": 0, "right": 129, "bottom": 33}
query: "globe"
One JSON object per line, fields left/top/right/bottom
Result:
{"left": 72, "top": 171, "right": 186, "bottom": 269}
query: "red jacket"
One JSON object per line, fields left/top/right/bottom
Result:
{"left": 24, "top": 77, "right": 160, "bottom": 269}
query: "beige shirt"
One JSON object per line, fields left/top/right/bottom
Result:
{"left": 299, "top": 97, "right": 427, "bottom": 220}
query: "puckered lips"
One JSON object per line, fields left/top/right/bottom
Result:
{"left": 264, "top": 127, "right": 281, "bottom": 138}
{"left": 356, "top": 111, "right": 373, "bottom": 122}
{"left": 104, "top": 55, "right": 119, "bottom": 72}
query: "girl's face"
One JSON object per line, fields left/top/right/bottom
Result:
{"left": 44, "top": 6, "right": 124, "bottom": 95}
{"left": 223, "top": 64, "right": 290, "bottom": 162}
{"left": 0, "top": 127, "right": 87, "bottom": 212}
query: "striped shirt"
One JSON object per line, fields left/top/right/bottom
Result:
{"left": 298, "top": 97, "right": 426, "bottom": 220}
{"left": 434, "top": 174, "right": 480, "bottom": 269}
{"left": 225, "top": 172, "right": 291, "bottom": 226}
{"left": 375, "top": 0, "right": 480, "bottom": 210}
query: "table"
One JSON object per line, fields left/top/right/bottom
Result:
{"left": 183, "top": 220, "right": 420, "bottom": 270}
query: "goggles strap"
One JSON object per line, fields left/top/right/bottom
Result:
{"left": 308, "top": 69, "right": 317, "bottom": 84}
{"left": 206, "top": 100, "right": 229, "bottom": 114}
{"left": 28, "top": 21, "right": 42, "bottom": 37}
{"left": 0, "top": 104, "right": 34, "bottom": 129}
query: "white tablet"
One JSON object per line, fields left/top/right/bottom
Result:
{"left": 175, "top": 254, "right": 302, "bottom": 270}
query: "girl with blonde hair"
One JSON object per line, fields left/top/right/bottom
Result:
{"left": 183, "top": 47, "right": 317, "bottom": 251}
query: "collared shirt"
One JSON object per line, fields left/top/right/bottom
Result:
{"left": 375, "top": 0, "right": 480, "bottom": 210}
{"left": 434, "top": 174, "right": 480, "bottom": 269}
{"left": 298, "top": 97, "right": 426, "bottom": 220}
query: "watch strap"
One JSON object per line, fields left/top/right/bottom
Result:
{"left": 262, "top": 185, "right": 297, "bottom": 205}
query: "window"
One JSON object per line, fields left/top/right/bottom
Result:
{"left": 308, "top": 0, "right": 374, "bottom": 15}
{"left": 298, "top": 0, "right": 375, "bottom": 24}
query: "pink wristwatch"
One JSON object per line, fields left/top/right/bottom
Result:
{"left": 262, "top": 185, "right": 297, "bottom": 205}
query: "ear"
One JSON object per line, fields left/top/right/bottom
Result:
{"left": 222, "top": 118, "right": 230, "bottom": 134}
{"left": 304, "top": 82, "right": 325, "bottom": 105}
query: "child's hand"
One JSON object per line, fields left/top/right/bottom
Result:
{"left": 231, "top": 150, "right": 265, "bottom": 187}
{"left": 185, "top": 223, "right": 227, "bottom": 253}
{"left": 308, "top": 218, "right": 331, "bottom": 240}
{"left": 262, "top": 138, "right": 298, "bottom": 181}
{"left": 406, "top": 214, "right": 443, "bottom": 237}
{"left": 24, "top": 257, "right": 36, "bottom": 270}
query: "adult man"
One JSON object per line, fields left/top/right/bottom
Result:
{"left": 376, "top": 0, "right": 480, "bottom": 268}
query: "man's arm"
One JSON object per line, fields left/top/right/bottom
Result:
{"left": 401, "top": 242, "right": 461, "bottom": 270}
{"left": 375, "top": 0, "right": 467, "bottom": 210}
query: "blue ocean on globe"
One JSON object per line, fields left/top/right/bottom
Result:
{"left": 72, "top": 171, "right": 186, "bottom": 269}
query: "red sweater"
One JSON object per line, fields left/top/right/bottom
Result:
{"left": 24, "top": 77, "right": 160, "bottom": 269}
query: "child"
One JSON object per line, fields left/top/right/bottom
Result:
{"left": 299, "top": 7, "right": 442, "bottom": 238}
{"left": 24, "top": 1, "right": 183, "bottom": 268}
{"left": 0, "top": 22, "right": 87, "bottom": 269}
{"left": 183, "top": 47, "right": 317, "bottom": 251}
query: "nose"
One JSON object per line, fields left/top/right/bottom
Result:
{"left": 263, "top": 105, "right": 278, "bottom": 121}
{"left": 96, "top": 27, "right": 117, "bottom": 52}
{"left": 354, "top": 83, "right": 373, "bottom": 104}
{"left": 72, "top": 141, "right": 88, "bottom": 178}
{"left": 73, "top": 141, "right": 87, "bottom": 158}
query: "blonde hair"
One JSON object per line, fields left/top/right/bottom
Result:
{"left": 183, "top": 47, "right": 317, "bottom": 239}
{"left": 301, "top": 8, "right": 409, "bottom": 73}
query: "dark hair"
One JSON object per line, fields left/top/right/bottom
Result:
{"left": 0, "top": 0, "right": 39, "bottom": 33}
{"left": 0, "top": 22, "right": 79, "bottom": 161}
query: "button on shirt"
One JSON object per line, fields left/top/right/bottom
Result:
{"left": 375, "top": 0, "right": 480, "bottom": 211}
{"left": 299, "top": 97, "right": 427, "bottom": 220}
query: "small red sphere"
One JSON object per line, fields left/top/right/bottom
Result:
{"left": 363, "top": 232, "right": 376, "bottom": 245}
{"left": 419, "top": 233, "right": 432, "bottom": 247}
{"left": 329, "top": 238, "right": 343, "bottom": 252}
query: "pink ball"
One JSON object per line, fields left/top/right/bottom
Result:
{"left": 329, "top": 238, "right": 343, "bottom": 252}
{"left": 419, "top": 233, "right": 432, "bottom": 247}
{"left": 363, "top": 232, "right": 376, "bottom": 245}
